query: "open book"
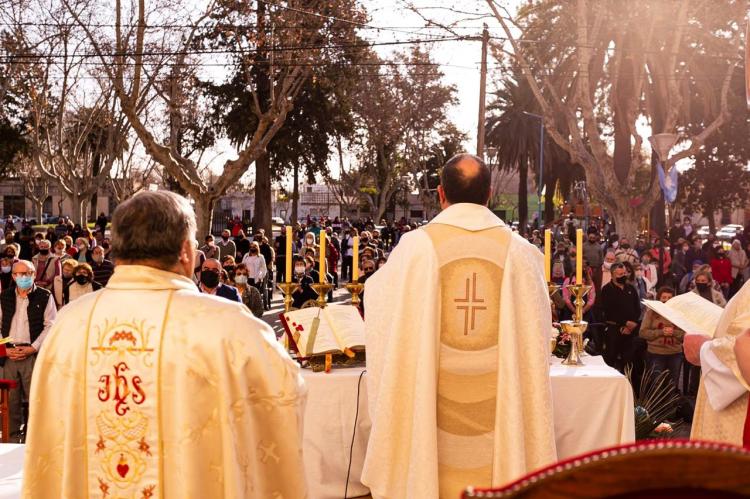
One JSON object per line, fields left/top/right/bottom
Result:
{"left": 643, "top": 292, "right": 724, "bottom": 338}
{"left": 280, "top": 304, "right": 365, "bottom": 357}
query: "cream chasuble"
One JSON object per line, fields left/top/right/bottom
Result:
{"left": 362, "top": 203, "right": 556, "bottom": 499}
{"left": 692, "top": 279, "right": 750, "bottom": 447}
{"left": 23, "top": 265, "right": 307, "bottom": 499}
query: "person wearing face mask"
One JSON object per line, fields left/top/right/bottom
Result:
{"left": 198, "top": 258, "right": 241, "bottom": 302}
{"left": 90, "top": 246, "right": 114, "bottom": 287}
{"left": 710, "top": 247, "right": 733, "bottom": 298}
{"left": 32, "top": 239, "right": 61, "bottom": 291}
{"left": 53, "top": 259, "right": 78, "bottom": 308}
{"left": 67, "top": 263, "right": 102, "bottom": 303}
{"left": 0, "top": 259, "right": 57, "bottom": 442}
{"left": 355, "top": 260, "right": 378, "bottom": 315}
{"left": 299, "top": 231, "right": 318, "bottom": 258}
{"left": 600, "top": 262, "right": 643, "bottom": 375}
{"left": 74, "top": 237, "right": 91, "bottom": 264}
{"left": 290, "top": 255, "right": 317, "bottom": 308}
{"left": 0, "top": 254, "right": 16, "bottom": 291}
{"left": 600, "top": 250, "right": 617, "bottom": 289}
{"left": 232, "top": 263, "right": 264, "bottom": 318}
{"left": 221, "top": 255, "right": 237, "bottom": 282}
{"left": 199, "top": 234, "right": 219, "bottom": 259}
{"left": 216, "top": 229, "right": 236, "bottom": 261}
{"left": 639, "top": 287, "right": 686, "bottom": 389}
{"left": 53, "top": 240, "right": 71, "bottom": 263}
{"left": 670, "top": 239, "right": 689, "bottom": 288}
{"left": 614, "top": 237, "right": 639, "bottom": 265}
{"left": 240, "top": 242, "right": 267, "bottom": 300}
{"left": 640, "top": 254, "right": 658, "bottom": 296}
{"left": 692, "top": 269, "right": 727, "bottom": 307}
{"left": 100, "top": 238, "right": 112, "bottom": 258}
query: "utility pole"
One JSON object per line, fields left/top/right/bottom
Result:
{"left": 476, "top": 24, "right": 489, "bottom": 157}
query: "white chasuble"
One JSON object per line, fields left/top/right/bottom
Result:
{"left": 692, "top": 280, "right": 750, "bottom": 446}
{"left": 362, "top": 203, "right": 556, "bottom": 499}
{"left": 23, "top": 265, "right": 307, "bottom": 499}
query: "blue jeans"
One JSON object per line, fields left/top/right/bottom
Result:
{"left": 645, "top": 352, "right": 683, "bottom": 391}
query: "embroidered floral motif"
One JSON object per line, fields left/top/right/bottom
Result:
{"left": 138, "top": 437, "right": 152, "bottom": 456}
{"left": 98, "top": 477, "right": 110, "bottom": 497}
{"left": 141, "top": 485, "right": 156, "bottom": 498}
{"left": 96, "top": 435, "right": 106, "bottom": 453}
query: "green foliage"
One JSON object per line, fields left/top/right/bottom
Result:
{"left": 679, "top": 68, "right": 750, "bottom": 220}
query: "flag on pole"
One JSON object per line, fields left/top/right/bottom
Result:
{"left": 657, "top": 163, "right": 679, "bottom": 204}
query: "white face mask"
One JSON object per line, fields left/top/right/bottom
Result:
{"left": 295, "top": 266, "right": 306, "bottom": 275}
{"left": 603, "top": 261, "right": 613, "bottom": 270}
{"left": 234, "top": 275, "right": 248, "bottom": 285}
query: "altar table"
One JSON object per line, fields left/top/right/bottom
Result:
{"left": 302, "top": 355, "right": 635, "bottom": 499}
{"left": 1, "top": 356, "right": 634, "bottom": 499}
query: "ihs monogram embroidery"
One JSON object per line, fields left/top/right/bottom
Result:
{"left": 88, "top": 318, "right": 160, "bottom": 497}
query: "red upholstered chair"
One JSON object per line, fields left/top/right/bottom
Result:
{"left": 0, "top": 378, "right": 17, "bottom": 443}
{"left": 463, "top": 440, "right": 750, "bottom": 498}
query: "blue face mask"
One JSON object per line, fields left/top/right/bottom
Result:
{"left": 15, "top": 275, "right": 34, "bottom": 290}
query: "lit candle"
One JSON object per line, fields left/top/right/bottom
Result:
{"left": 576, "top": 228, "right": 583, "bottom": 284}
{"left": 544, "top": 229, "right": 551, "bottom": 283}
{"left": 285, "top": 226, "right": 293, "bottom": 283}
{"left": 319, "top": 231, "right": 326, "bottom": 283}
{"left": 352, "top": 236, "right": 360, "bottom": 281}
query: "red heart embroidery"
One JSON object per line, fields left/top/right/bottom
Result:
{"left": 116, "top": 463, "right": 129, "bottom": 478}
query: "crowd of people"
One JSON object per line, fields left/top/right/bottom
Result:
{"left": 532, "top": 213, "right": 750, "bottom": 403}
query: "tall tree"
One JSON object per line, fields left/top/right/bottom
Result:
{"left": 483, "top": 0, "right": 744, "bottom": 238}
{"left": 65, "top": 0, "right": 362, "bottom": 236}
{"left": 351, "top": 47, "right": 458, "bottom": 221}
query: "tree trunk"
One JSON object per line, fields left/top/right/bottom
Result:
{"left": 194, "top": 194, "right": 216, "bottom": 240}
{"left": 518, "top": 155, "right": 528, "bottom": 235}
{"left": 608, "top": 203, "right": 642, "bottom": 241}
{"left": 706, "top": 204, "right": 716, "bottom": 235}
{"left": 291, "top": 162, "right": 299, "bottom": 224}
{"left": 253, "top": 154, "right": 273, "bottom": 236}
{"left": 70, "top": 193, "right": 85, "bottom": 227}
{"left": 35, "top": 201, "right": 43, "bottom": 224}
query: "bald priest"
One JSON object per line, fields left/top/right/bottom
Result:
{"left": 23, "top": 191, "right": 307, "bottom": 498}
{"left": 362, "top": 153, "right": 557, "bottom": 498}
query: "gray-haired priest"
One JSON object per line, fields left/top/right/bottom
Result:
{"left": 23, "top": 191, "right": 307, "bottom": 498}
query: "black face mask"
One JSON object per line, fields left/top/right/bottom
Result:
{"left": 615, "top": 276, "right": 628, "bottom": 285}
{"left": 696, "top": 282, "right": 710, "bottom": 293}
{"left": 201, "top": 270, "right": 220, "bottom": 288}
{"left": 39, "top": 249, "right": 49, "bottom": 256}
{"left": 224, "top": 265, "right": 235, "bottom": 273}
{"left": 222, "top": 236, "right": 229, "bottom": 241}
{"left": 75, "top": 275, "right": 90, "bottom": 285}
{"left": 621, "top": 244, "right": 630, "bottom": 249}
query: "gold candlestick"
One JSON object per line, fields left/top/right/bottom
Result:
{"left": 311, "top": 282, "right": 334, "bottom": 308}
{"left": 345, "top": 282, "right": 364, "bottom": 307}
{"left": 277, "top": 282, "right": 301, "bottom": 313}
{"left": 547, "top": 282, "right": 561, "bottom": 298}
{"left": 560, "top": 283, "right": 592, "bottom": 366}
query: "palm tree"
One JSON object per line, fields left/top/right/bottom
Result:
{"left": 486, "top": 68, "right": 582, "bottom": 231}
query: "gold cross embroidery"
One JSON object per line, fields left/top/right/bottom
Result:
{"left": 454, "top": 272, "right": 487, "bottom": 335}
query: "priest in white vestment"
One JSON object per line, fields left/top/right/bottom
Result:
{"left": 686, "top": 279, "right": 750, "bottom": 447}
{"left": 362, "top": 154, "right": 556, "bottom": 499}
{"left": 23, "top": 191, "right": 307, "bottom": 498}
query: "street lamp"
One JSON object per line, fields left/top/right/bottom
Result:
{"left": 523, "top": 111, "right": 545, "bottom": 228}
{"left": 648, "top": 132, "right": 679, "bottom": 285}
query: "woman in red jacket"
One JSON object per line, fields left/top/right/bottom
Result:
{"left": 709, "top": 247, "right": 732, "bottom": 298}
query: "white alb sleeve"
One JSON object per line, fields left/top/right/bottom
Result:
{"left": 700, "top": 341, "right": 748, "bottom": 411}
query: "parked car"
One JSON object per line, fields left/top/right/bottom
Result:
{"left": 696, "top": 225, "right": 711, "bottom": 238}
{"left": 272, "top": 216, "right": 285, "bottom": 226}
{"left": 716, "top": 224, "right": 744, "bottom": 241}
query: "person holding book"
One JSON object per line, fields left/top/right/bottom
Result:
{"left": 686, "top": 279, "right": 750, "bottom": 449}
{"left": 639, "top": 286, "right": 685, "bottom": 389}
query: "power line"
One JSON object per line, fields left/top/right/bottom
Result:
{"left": 0, "top": 35, "right": 473, "bottom": 61}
